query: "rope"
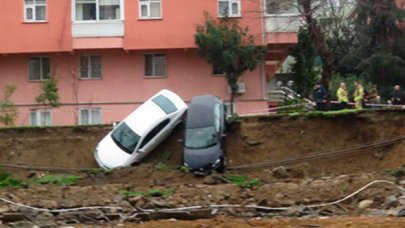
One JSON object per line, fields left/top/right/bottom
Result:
{"left": 0, "top": 180, "right": 403, "bottom": 214}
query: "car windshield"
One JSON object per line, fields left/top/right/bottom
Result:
{"left": 185, "top": 126, "right": 217, "bottom": 149}
{"left": 111, "top": 123, "right": 140, "bottom": 154}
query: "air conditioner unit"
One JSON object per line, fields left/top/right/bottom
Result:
{"left": 228, "top": 82, "right": 246, "bottom": 94}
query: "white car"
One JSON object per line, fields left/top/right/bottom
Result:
{"left": 94, "top": 89, "right": 187, "bottom": 169}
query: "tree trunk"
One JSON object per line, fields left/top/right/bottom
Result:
{"left": 301, "top": 0, "right": 334, "bottom": 94}
{"left": 227, "top": 74, "right": 239, "bottom": 115}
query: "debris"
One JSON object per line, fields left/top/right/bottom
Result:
{"left": 271, "top": 166, "right": 291, "bottom": 179}
{"left": 358, "top": 200, "right": 374, "bottom": 209}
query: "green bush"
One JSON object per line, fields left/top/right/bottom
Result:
{"left": 0, "top": 172, "right": 23, "bottom": 188}
{"left": 0, "top": 84, "right": 18, "bottom": 126}
{"left": 227, "top": 175, "right": 261, "bottom": 188}
{"left": 35, "top": 77, "right": 61, "bottom": 108}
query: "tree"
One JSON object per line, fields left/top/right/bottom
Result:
{"left": 347, "top": 0, "right": 405, "bottom": 89}
{"left": 273, "top": 0, "right": 355, "bottom": 95}
{"left": 35, "top": 76, "right": 61, "bottom": 108}
{"left": 298, "top": 0, "right": 339, "bottom": 93}
{"left": 195, "top": 14, "right": 265, "bottom": 114}
{"left": 0, "top": 84, "right": 18, "bottom": 126}
{"left": 291, "top": 27, "right": 320, "bottom": 97}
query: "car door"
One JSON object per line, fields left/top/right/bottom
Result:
{"left": 137, "top": 118, "right": 170, "bottom": 160}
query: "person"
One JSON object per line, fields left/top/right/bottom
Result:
{"left": 313, "top": 82, "right": 327, "bottom": 110}
{"left": 368, "top": 86, "right": 380, "bottom": 108}
{"left": 389, "top": 85, "right": 403, "bottom": 105}
{"left": 353, "top": 80, "right": 364, "bottom": 109}
{"left": 362, "top": 87, "right": 369, "bottom": 108}
{"left": 336, "top": 82, "right": 348, "bottom": 110}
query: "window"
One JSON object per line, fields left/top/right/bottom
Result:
{"left": 79, "top": 108, "right": 102, "bottom": 125}
{"left": 80, "top": 55, "right": 102, "bottom": 79}
{"left": 212, "top": 64, "right": 224, "bottom": 76}
{"left": 28, "top": 57, "right": 50, "bottom": 81}
{"left": 140, "top": 119, "right": 170, "bottom": 148}
{"left": 30, "top": 109, "right": 52, "bottom": 126}
{"left": 265, "top": 0, "right": 298, "bottom": 15}
{"left": 75, "top": 0, "right": 121, "bottom": 21}
{"left": 24, "top": 0, "right": 47, "bottom": 22}
{"left": 139, "top": 0, "right": 162, "bottom": 19}
{"left": 144, "top": 54, "right": 166, "bottom": 77}
{"left": 185, "top": 126, "right": 218, "bottom": 149}
{"left": 218, "top": 0, "right": 241, "bottom": 17}
{"left": 152, "top": 95, "right": 177, "bottom": 114}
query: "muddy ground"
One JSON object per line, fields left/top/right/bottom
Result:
{"left": 0, "top": 110, "right": 404, "bottom": 227}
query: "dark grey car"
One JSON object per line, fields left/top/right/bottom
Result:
{"left": 183, "top": 95, "right": 226, "bottom": 174}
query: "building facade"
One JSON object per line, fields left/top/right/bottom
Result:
{"left": 0, "top": 0, "right": 299, "bottom": 126}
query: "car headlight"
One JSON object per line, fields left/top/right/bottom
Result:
{"left": 212, "top": 158, "right": 221, "bottom": 168}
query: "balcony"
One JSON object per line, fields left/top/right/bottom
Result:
{"left": 72, "top": 0, "right": 124, "bottom": 38}
{"left": 265, "top": 14, "right": 301, "bottom": 33}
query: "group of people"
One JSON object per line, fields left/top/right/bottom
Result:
{"left": 313, "top": 81, "right": 404, "bottom": 110}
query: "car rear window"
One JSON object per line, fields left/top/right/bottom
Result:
{"left": 152, "top": 95, "right": 177, "bottom": 114}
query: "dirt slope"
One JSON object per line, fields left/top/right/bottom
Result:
{"left": 0, "top": 110, "right": 403, "bottom": 175}
{"left": 0, "top": 110, "right": 404, "bottom": 226}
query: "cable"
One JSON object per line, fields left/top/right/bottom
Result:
{"left": 0, "top": 163, "right": 97, "bottom": 172}
{"left": 228, "top": 136, "right": 405, "bottom": 170}
{"left": 0, "top": 197, "right": 123, "bottom": 213}
{"left": 0, "top": 180, "right": 403, "bottom": 214}
{"left": 143, "top": 180, "right": 405, "bottom": 212}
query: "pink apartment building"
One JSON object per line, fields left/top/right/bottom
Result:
{"left": 0, "top": 0, "right": 299, "bottom": 126}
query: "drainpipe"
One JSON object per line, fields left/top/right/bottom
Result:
{"left": 260, "top": 0, "right": 267, "bottom": 100}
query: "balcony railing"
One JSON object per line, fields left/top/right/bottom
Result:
{"left": 72, "top": 20, "right": 124, "bottom": 38}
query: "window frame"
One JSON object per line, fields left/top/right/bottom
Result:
{"left": 30, "top": 109, "right": 53, "bottom": 126}
{"left": 73, "top": 0, "right": 124, "bottom": 22}
{"left": 218, "top": 0, "right": 241, "bottom": 18}
{"left": 138, "top": 0, "right": 162, "bottom": 20}
{"left": 80, "top": 55, "right": 102, "bottom": 80}
{"left": 144, "top": 53, "right": 167, "bottom": 78}
{"left": 79, "top": 108, "right": 102, "bottom": 125}
{"left": 28, "top": 56, "right": 51, "bottom": 81}
{"left": 224, "top": 102, "right": 235, "bottom": 118}
{"left": 24, "top": 0, "right": 47, "bottom": 22}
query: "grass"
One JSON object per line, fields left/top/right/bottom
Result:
{"left": 227, "top": 175, "right": 261, "bottom": 188}
{"left": 154, "top": 151, "right": 176, "bottom": 171}
{"left": 0, "top": 171, "right": 24, "bottom": 188}
{"left": 385, "top": 168, "right": 405, "bottom": 178}
{"left": 118, "top": 190, "right": 145, "bottom": 197}
{"left": 154, "top": 162, "right": 175, "bottom": 171}
{"left": 33, "top": 174, "right": 81, "bottom": 186}
{"left": 118, "top": 188, "right": 174, "bottom": 198}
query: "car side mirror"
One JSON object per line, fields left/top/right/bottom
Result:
{"left": 138, "top": 148, "right": 146, "bottom": 153}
